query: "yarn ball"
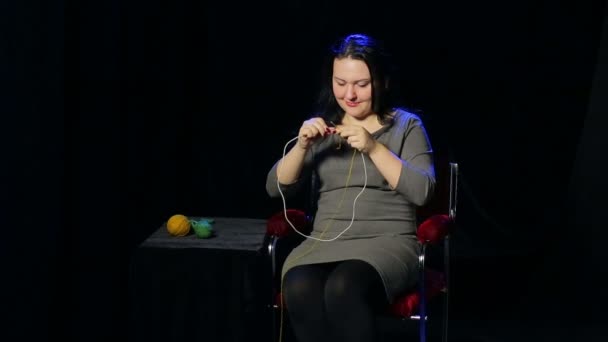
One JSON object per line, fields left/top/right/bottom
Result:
{"left": 191, "top": 220, "right": 213, "bottom": 239}
{"left": 167, "top": 214, "right": 191, "bottom": 236}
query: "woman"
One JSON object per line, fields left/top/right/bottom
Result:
{"left": 265, "top": 33, "right": 435, "bottom": 342}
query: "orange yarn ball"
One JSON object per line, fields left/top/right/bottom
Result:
{"left": 166, "top": 214, "right": 191, "bottom": 236}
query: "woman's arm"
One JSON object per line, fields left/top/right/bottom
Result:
{"left": 338, "top": 114, "right": 435, "bottom": 205}
{"left": 367, "top": 142, "right": 403, "bottom": 189}
{"left": 265, "top": 117, "right": 329, "bottom": 198}
{"left": 391, "top": 118, "right": 436, "bottom": 206}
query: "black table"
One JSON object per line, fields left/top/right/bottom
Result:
{"left": 129, "top": 217, "right": 271, "bottom": 342}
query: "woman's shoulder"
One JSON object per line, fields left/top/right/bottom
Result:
{"left": 390, "top": 107, "right": 425, "bottom": 128}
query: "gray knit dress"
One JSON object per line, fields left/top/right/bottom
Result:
{"left": 265, "top": 109, "right": 435, "bottom": 303}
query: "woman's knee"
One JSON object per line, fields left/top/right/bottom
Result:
{"left": 283, "top": 265, "right": 325, "bottom": 304}
{"left": 324, "top": 260, "right": 385, "bottom": 308}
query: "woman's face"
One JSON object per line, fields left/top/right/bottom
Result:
{"left": 332, "top": 57, "right": 374, "bottom": 119}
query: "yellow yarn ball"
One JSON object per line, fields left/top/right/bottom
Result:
{"left": 166, "top": 214, "right": 191, "bottom": 236}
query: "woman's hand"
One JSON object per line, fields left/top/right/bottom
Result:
{"left": 336, "top": 125, "right": 378, "bottom": 154}
{"left": 297, "top": 117, "right": 329, "bottom": 150}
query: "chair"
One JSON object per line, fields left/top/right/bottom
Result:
{"left": 263, "top": 161, "right": 459, "bottom": 342}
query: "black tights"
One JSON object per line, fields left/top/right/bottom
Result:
{"left": 282, "top": 260, "right": 388, "bottom": 342}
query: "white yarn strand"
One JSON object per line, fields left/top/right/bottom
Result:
{"left": 276, "top": 136, "right": 367, "bottom": 242}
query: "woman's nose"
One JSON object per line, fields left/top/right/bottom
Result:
{"left": 345, "top": 84, "right": 357, "bottom": 100}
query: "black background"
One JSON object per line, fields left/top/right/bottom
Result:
{"left": 2, "top": 0, "right": 607, "bottom": 340}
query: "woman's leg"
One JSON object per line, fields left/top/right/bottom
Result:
{"left": 283, "top": 264, "right": 332, "bottom": 342}
{"left": 324, "top": 260, "right": 388, "bottom": 342}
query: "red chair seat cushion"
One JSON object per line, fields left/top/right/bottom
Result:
{"left": 417, "top": 214, "right": 453, "bottom": 244}
{"left": 266, "top": 209, "right": 308, "bottom": 237}
{"left": 389, "top": 269, "right": 446, "bottom": 317}
{"left": 275, "top": 292, "right": 286, "bottom": 309}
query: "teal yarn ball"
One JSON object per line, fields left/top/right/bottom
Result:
{"left": 191, "top": 220, "right": 213, "bottom": 238}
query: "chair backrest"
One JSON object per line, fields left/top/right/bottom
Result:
{"left": 448, "top": 162, "right": 458, "bottom": 221}
{"left": 417, "top": 154, "right": 458, "bottom": 225}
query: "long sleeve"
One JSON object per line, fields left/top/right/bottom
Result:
{"left": 393, "top": 115, "right": 436, "bottom": 206}
{"left": 265, "top": 149, "right": 314, "bottom": 199}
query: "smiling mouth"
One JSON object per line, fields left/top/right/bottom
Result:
{"left": 345, "top": 100, "right": 359, "bottom": 107}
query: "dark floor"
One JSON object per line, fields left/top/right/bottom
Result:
{"left": 268, "top": 242, "right": 608, "bottom": 342}
{"left": 127, "top": 223, "right": 608, "bottom": 342}
{"left": 272, "top": 314, "right": 608, "bottom": 342}
{"left": 272, "top": 301, "right": 608, "bottom": 342}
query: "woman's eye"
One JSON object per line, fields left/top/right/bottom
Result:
{"left": 357, "top": 82, "right": 370, "bottom": 87}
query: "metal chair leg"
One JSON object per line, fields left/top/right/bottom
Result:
{"left": 419, "top": 243, "right": 427, "bottom": 342}
{"left": 442, "top": 236, "right": 450, "bottom": 342}
{"left": 268, "top": 236, "right": 279, "bottom": 342}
